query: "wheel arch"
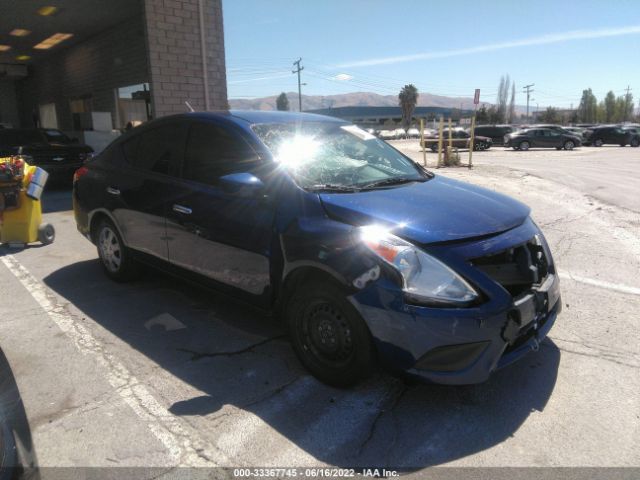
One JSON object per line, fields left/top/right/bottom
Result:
{"left": 88, "top": 209, "right": 126, "bottom": 245}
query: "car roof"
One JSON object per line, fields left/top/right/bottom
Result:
{"left": 162, "top": 110, "right": 349, "bottom": 126}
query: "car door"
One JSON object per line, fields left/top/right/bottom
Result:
{"left": 165, "top": 120, "right": 276, "bottom": 297}
{"left": 108, "top": 123, "right": 188, "bottom": 261}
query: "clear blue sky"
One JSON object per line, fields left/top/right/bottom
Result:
{"left": 222, "top": 0, "right": 640, "bottom": 108}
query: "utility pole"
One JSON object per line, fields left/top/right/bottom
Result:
{"left": 292, "top": 58, "right": 304, "bottom": 112}
{"left": 522, "top": 84, "right": 535, "bottom": 122}
{"left": 624, "top": 85, "right": 632, "bottom": 121}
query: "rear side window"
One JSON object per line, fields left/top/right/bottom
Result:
{"left": 129, "top": 124, "right": 188, "bottom": 176}
{"left": 182, "top": 122, "right": 259, "bottom": 185}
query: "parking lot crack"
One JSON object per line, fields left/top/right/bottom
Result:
{"left": 177, "top": 334, "right": 287, "bottom": 361}
{"left": 354, "top": 380, "right": 408, "bottom": 459}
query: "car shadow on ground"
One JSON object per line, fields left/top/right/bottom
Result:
{"left": 43, "top": 259, "right": 560, "bottom": 470}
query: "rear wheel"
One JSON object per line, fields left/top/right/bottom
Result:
{"left": 564, "top": 140, "right": 575, "bottom": 150}
{"left": 593, "top": 138, "right": 603, "bottom": 147}
{"left": 286, "top": 279, "right": 374, "bottom": 387}
{"left": 430, "top": 144, "right": 438, "bottom": 153}
{"left": 631, "top": 138, "right": 640, "bottom": 147}
{"left": 519, "top": 141, "right": 530, "bottom": 151}
{"left": 95, "top": 218, "right": 140, "bottom": 282}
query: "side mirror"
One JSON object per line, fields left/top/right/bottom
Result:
{"left": 219, "top": 172, "right": 264, "bottom": 197}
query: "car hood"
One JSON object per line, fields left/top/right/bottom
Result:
{"left": 319, "top": 175, "right": 530, "bottom": 244}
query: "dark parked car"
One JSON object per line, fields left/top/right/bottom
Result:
{"left": 583, "top": 126, "right": 640, "bottom": 147}
{"left": 0, "top": 347, "right": 38, "bottom": 480}
{"left": 473, "top": 125, "right": 516, "bottom": 145}
{"left": 423, "top": 128, "right": 492, "bottom": 152}
{"left": 505, "top": 128, "right": 582, "bottom": 150}
{"left": 73, "top": 111, "right": 561, "bottom": 387}
{"left": 0, "top": 128, "right": 93, "bottom": 179}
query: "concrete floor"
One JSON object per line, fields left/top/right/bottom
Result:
{"left": 0, "top": 144, "right": 638, "bottom": 475}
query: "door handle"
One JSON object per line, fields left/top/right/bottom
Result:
{"left": 173, "top": 204, "right": 192, "bottom": 215}
{"left": 106, "top": 187, "right": 120, "bottom": 195}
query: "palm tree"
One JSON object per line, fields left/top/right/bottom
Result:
{"left": 399, "top": 84, "right": 419, "bottom": 128}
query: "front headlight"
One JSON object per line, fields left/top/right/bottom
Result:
{"left": 359, "top": 226, "right": 478, "bottom": 307}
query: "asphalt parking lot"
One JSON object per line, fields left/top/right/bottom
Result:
{"left": 0, "top": 144, "right": 638, "bottom": 473}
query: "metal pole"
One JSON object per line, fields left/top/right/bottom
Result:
{"left": 468, "top": 114, "right": 476, "bottom": 169}
{"left": 437, "top": 117, "right": 444, "bottom": 168}
{"left": 523, "top": 84, "right": 534, "bottom": 122}
{"left": 420, "top": 118, "right": 426, "bottom": 167}
{"left": 292, "top": 58, "right": 304, "bottom": 112}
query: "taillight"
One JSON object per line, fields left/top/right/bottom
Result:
{"left": 74, "top": 166, "right": 89, "bottom": 182}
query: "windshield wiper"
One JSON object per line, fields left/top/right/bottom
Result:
{"left": 307, "top": 183, "right": 361, "bottom": 193}
{"left": 359, "top": 177, "right": 426, "bottom": 190}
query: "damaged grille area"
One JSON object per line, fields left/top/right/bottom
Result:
{"left": 471, "top": 236, "right": 550, "bottom": 297}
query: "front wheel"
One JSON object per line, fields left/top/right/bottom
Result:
{"left": 430, "top": 144, "right": 438, "bottom": 153}
{"left": 286, "top": 280, "right": 374, "bottom": 387}
{"left": 631, "top": 138, "right": 640, "bottom": 147}
{"left": 593, "top": 139, "right": 603, "bottom": 147}
{"left": 519, "top": 141, "right": 530, "bottom": 151}
{"left": 564, "top": 141, "right": 575, "bottom": 150}
{"left": 95, "top": 219, "right": 140, "bottom": 282}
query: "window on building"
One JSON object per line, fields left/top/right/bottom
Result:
{"left": 39, "top": 103, "right": 58, "bottom": 129}
{"left": 117, "top": 83, "right": 151, "bottom": 130}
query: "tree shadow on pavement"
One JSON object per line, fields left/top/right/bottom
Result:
{"left": 43, "top": 259, "right": 560, "bottom": 470}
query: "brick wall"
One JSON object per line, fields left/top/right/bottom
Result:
{"left": 16, "top": 16, "right": 149, "bottom": 130}
{"left": 143, "top": 0, "right": 228, "bottom": 117}
{"left": 0, "top": 80, "right": 20, "bottom": 128}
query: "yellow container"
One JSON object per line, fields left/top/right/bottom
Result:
{"left": 0, "top": 162, "right": 54, "bottom": 245}
{"left": 1, "top": 189, "right": 43, "bottom": 244}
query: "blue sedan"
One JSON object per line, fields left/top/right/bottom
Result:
{"left": 73, "top": 111, "right": 560, "bottom": 386}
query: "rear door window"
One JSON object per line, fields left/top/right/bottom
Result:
{"left": 182, "top": 122, "right": 259, "bottom": 185}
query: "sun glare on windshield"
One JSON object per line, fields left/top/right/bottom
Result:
{"left": 274, "top": 135, "right": 321, "bottom": 167}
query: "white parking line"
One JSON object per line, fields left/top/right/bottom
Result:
{"left": 558, "top": 270, "right": 640, "bottom": 296}
{"left": 0, "top": 254, "right": 224, "bottom": 467}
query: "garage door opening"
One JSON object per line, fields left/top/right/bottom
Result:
{"left": 116, "top": 83, "right": 151, "bottom": 130}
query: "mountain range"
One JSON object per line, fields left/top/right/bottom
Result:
{"left": 229, "top": 91, "right": 492, "bottom": 111}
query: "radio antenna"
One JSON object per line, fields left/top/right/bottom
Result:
{"left": 185, "top": 101, "right": 195, "bottom": 113}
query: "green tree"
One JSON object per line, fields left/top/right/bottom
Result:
{"left": 398, "top": 84, "right": 419, "bottom": 128}
{"left": 614, "top": 96, "right": 626, "bottom": 122}
{"left": 604, "top": 91, "right": 616, "bottom": 122}
{"left": 487, "top": 105, "right": 499, "bottom": 124}
{"left": 539, "top": 107, "right": 559, "bottom": 124}
{"left": 578, "top": 89, "right": 597, "bottom": 123}
{"left": 476, "top": 105, "right": 489, "bottom": 123}
{"left": 496, "top": 74, "right": 511, "bottom": 123}
{"left": 276, "top": 92, "right": 290, "bottom": 111}
{"left": 507, "top": 81, "right": 516, "bottom": 123}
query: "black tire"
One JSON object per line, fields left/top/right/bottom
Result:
{"left": 620, "top": 143, "right": 626, "bottom": 147}
{"left": 95, "top": 218, "right": 140, "bottom": 282}
{"left": 519, "top": 141, "right": 530, "bottom": 151}
{"left": 593, "top": 139, "right": 603, "bottom": 147}
{"left": 564, "top": 140, "right": 575, "bottom": 150}
{"left": 631, "top": 138, "right": 640, "bottom": 147}
{"left": 430, "top": 144, "right": 438, "bottom": 153}
{"left": 37, "top": 223, "right": 55, "bottom": 245}
{"left": 286, "top": 279, "right": 374, "bottom": 387}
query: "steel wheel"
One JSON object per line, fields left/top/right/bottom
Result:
{"left": 564, "top": 141, "right": 575, "bottom": 150}
{"left": 287, "top": 279, "right": 374, "bottom": 386}
{"left": 519, "top": 141, "right": 530, "bottom": 151}
{"left": 98, "top": 225, "right": 122, "bottom": 273}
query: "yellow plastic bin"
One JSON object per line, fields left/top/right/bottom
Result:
{"left": 0, "top": 161, "right": 55, "bottom": 246}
